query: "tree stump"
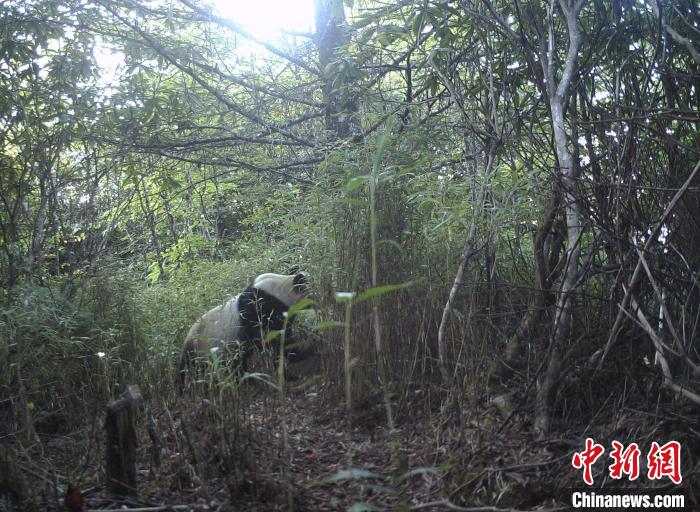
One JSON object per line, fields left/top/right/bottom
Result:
{"left": 0, "top": 444, "right": 28, "bottom": 499}
{"left": 105, "top": 385, "right": 142, "bottom": 497}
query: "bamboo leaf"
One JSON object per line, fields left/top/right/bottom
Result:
{"left": 315, "top": 320, "right": 345, "bottom": 330}
{"left": 348, "top": 503, "right": 383, "bottom": 512}
{"left": 355, "top": 282, "right": 413, "bottom": 304}
{"left": 287, "top": 298, "right": 314, "bottom": 317}
{"left": 346, "top": 175, "right": 369, "bottom": 191}
{"left": 325, "top": 468, "right": 381, "bottom": 482}
{"left": 240, "top": 372, "right": 278, "bottom": 390}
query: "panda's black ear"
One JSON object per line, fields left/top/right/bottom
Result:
{"left": 288, "top": 264, "right": 301, "bottom": 275}
{"left": 292, "top": 272, "right": 308, "bottom": 292}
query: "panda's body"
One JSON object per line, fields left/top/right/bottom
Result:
{"left": 178, "top": 271, "right": 309, "bottom": 389}
{"left": 181, "top": 294, "right": 243, "bottom": 356}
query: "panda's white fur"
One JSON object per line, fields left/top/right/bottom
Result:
{"left": 178, "top": 271, "right": 308, "bottom": 389}
{"left": 253, "top": 273, "right": 305, "bottom": 307}
{"left": 182, "top": 293, "right": 243, "bottom": 357}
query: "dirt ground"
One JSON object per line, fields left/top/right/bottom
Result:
{"left": 7, "top": 381, "right": 694, "bottom": 511}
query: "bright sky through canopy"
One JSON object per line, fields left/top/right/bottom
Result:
{"left": 209, "top": 0, "right": 316, "bottom": 41}
{"left": 92, "top": 0, "right": 316, "bottom": 92}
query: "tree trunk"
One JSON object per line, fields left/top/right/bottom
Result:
{"left": 23, "top": 175, "right": 49, "bottom": 306}
{"left": 105, "top": 385, "right": 142, "bottom": 497}
{"left": 315, "top": 0, "right": 359, "bottom": 139}
{"left": 533, "top": 0, "right": 585, "bottom": 438}
{"left": 489, "top": 188, "right": 561, "bottom": 387}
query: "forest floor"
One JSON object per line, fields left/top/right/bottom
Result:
{"left": 7, "top": 378, "right": 606, "bottom": 512}
{"left": 15, "top": 378, "right": 688, "bottom": 511}
{"left": 152, "top": 386, "right": 450, "bottom": 511}
{"left": 218, "top": 388, "right": 444, "bottom": 511}
{"left": 9, "top": 380, "right": 569, "bottom": 511}
{"left": 13, "top": 383, "right": 451, "bottom": 511}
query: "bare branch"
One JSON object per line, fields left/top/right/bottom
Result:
{"left": 177, "top": 0, "right": 321, "bottom": 76}
{"left": 600, "top": 157, "right": 700, "bottom": 365}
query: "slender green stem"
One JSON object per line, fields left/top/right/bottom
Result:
{"left": 369, "top": 120, "right": 398, "bottom": 471}
{"left": 343, "top": 299, "right": 354, "bottom": 466}
{"left": 279, "top": 316, "right": 293, "bottom": 511}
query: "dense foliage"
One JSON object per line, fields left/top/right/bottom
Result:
{"left": 1, "top": 0, "right": 699, "bottom": 508}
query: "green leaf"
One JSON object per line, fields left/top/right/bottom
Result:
{"left": 372, "top": 116, "right": 394, "bottom": 175}
{"left": 265, "top": 330, "right": 282, "bottom": 342}
{"left": 287, "top": 298, "right": 313, "bottom": 316}
{"left": 355, "top": 282, "right": 413, "bottom": 304}
{"left": 241, "top": 372, "right": 278, "bottom": 390}
{"left": 285, "top": 341, "right": 313, "bottom": 352}
{"left": 337, "top": 198, "right": 368, "bottom": 207}
{"left": 143, "top": 98, "right": 156, "bottom": 120}
{"left": 306, "top": 468, "right": 382, "bottom": 489}
{"left": 315, "top": 320, "right": 345, "bottom": 330}
{"left": 325, "top": 468, "right": 381, "bottom": 483}
{"left": 377, "top": 239, "right": 403, "bottom": 254}
{"left": 348, "top": 503, "right": 383, "bottom": 512}
{"left": 357, "top": 28, "right": 375, "bottom": 45}
{"left": 346, "top": 175, "right": 369, "bottom": 191}
{"left": 411, "top": 12, "right": 425, "bottom": 38}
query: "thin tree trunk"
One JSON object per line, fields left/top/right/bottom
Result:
{"left": 437, "top": 230, "right": 479, "bottom": 386}
{"left": 533, "top": 0, "right": 586, "bottom": 438}
{"left": 138, "top": 173, "right": 166, "bottom": 281}
{"left": 23, "top": 175, "right": 49, "bottom": 306}
{"left": 489, "top": 188, "right": 561, "bottom": 386}
{"left": 437, "top": 146, "right": 496, "bottom": 385}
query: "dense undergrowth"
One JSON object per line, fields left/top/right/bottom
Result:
{"left": 2, "top": 0, "right": 700, "bottom": 509}
{"left": 3, "top": 147, "right": 697, "bottom": 509}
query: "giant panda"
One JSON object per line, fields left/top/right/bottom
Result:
{"left": 178, "top": 270, "right": 310, "bottom": 390}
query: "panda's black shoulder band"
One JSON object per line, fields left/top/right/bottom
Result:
{"left": 237, "top": 286, "right": 292, "bottom": 335}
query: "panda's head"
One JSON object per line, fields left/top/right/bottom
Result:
{"left": 253, "top": 271, "right": 310, "bottom": 307}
